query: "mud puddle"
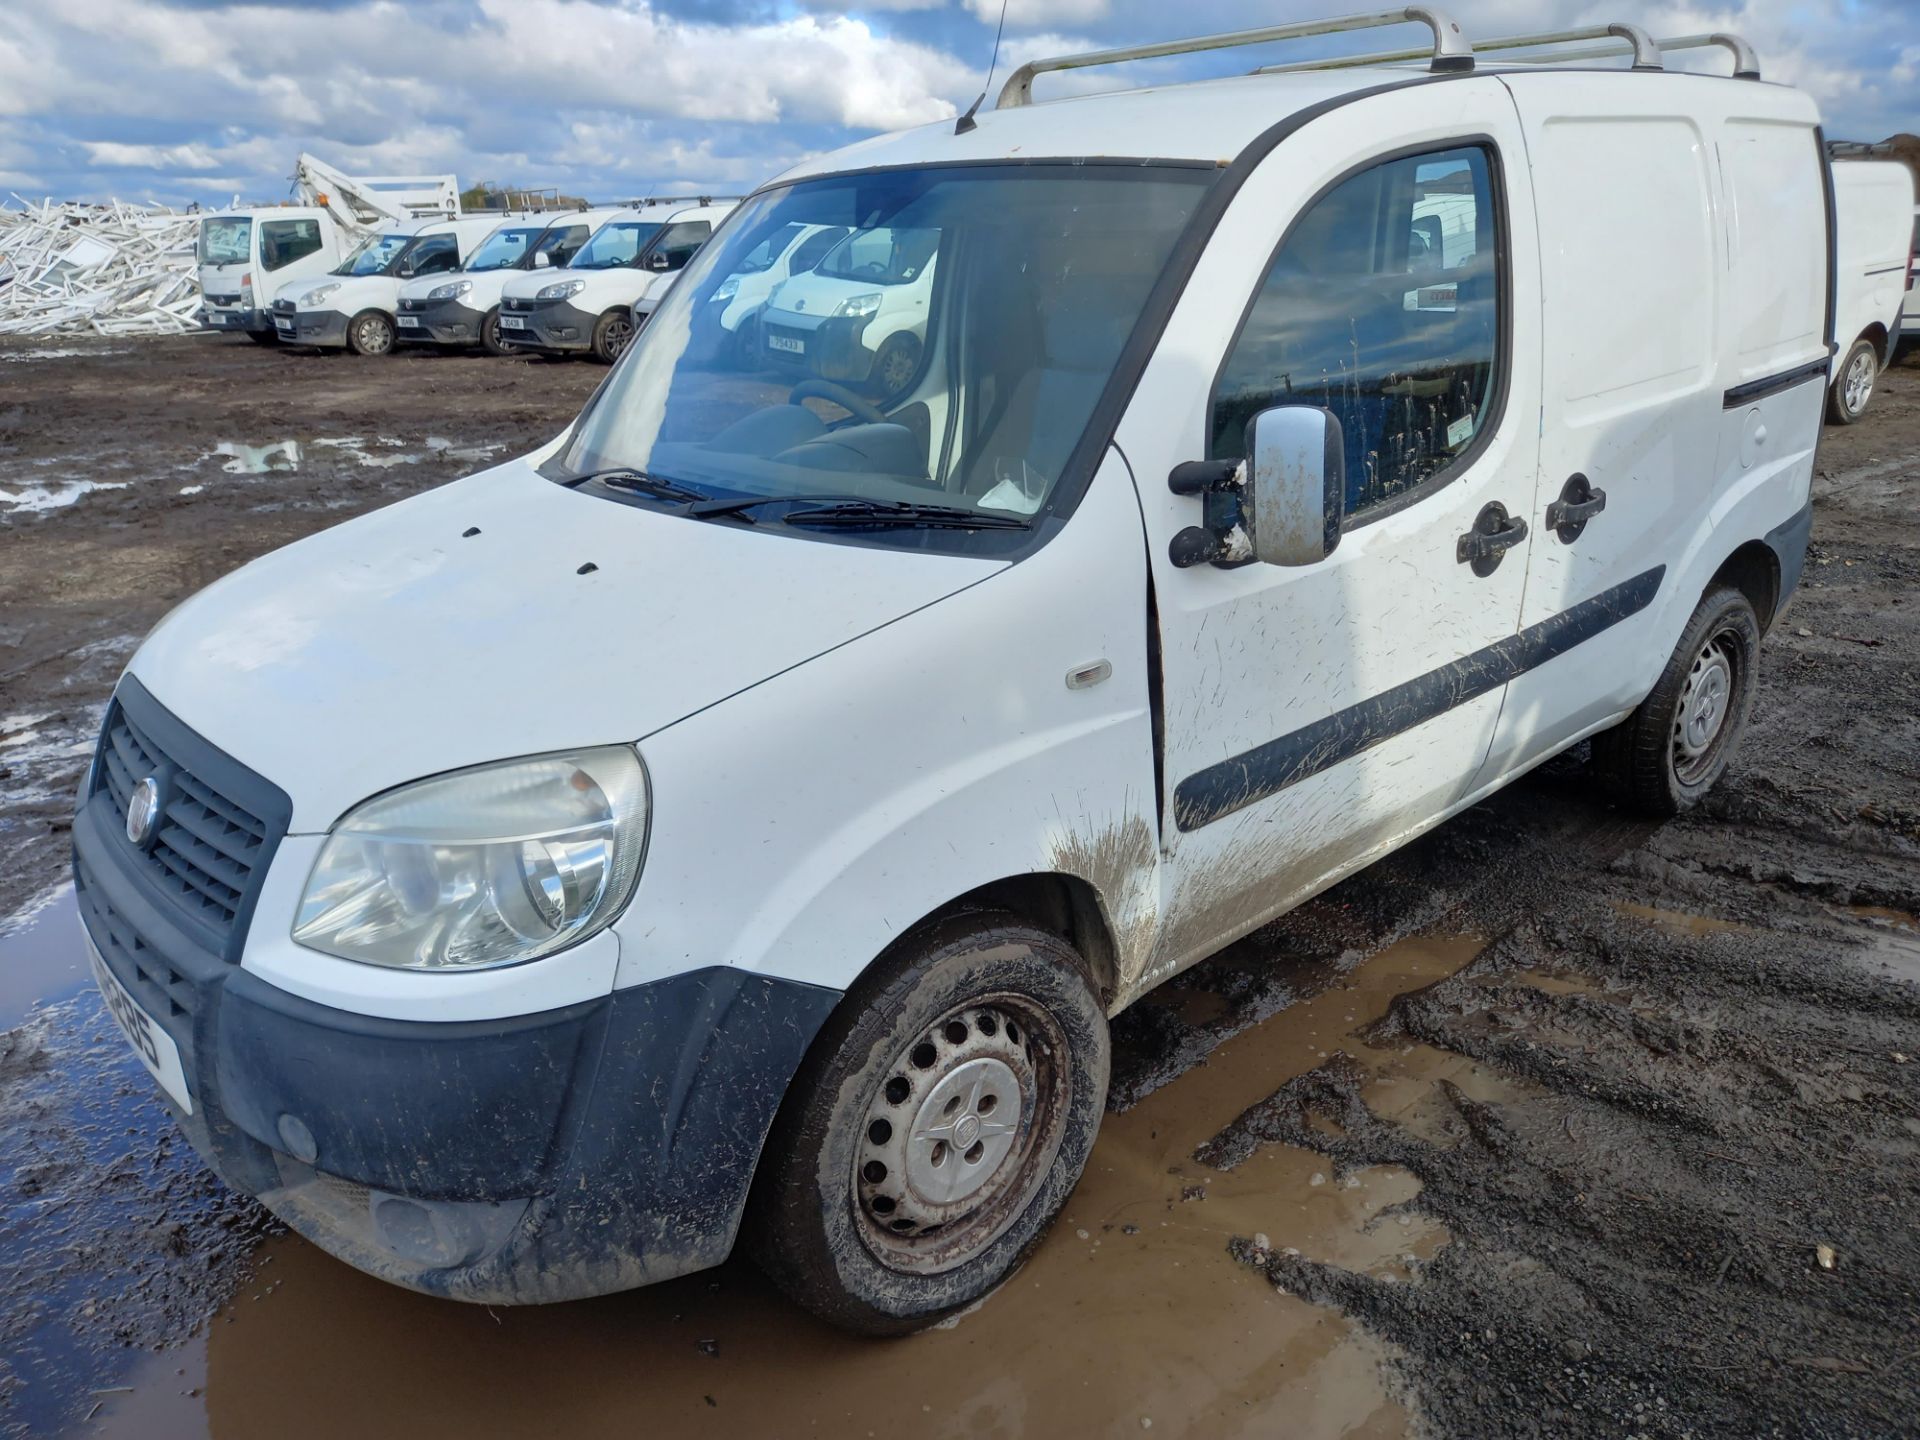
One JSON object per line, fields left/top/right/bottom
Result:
{"left": 74, "top": 932, "right": 1498, "bottom": 1440}
{"left": 0, "top": 887, "right": 84, "bottom": 1029}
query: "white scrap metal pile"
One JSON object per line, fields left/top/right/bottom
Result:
{"left": 0, "top": 197, "right": 208, "bottom": 337}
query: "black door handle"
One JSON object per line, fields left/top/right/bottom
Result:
{"left": 1545, "top": 473, "right": 1607, "bottom": 543}
{"left": 1456, "top": 501, "right": 1528, "bottom": 577}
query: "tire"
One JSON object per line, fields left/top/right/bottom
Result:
{"left": 345, "top": 309, "right": 396, "bottom": 357}
{"left": 870, "top": 334, "right": 921, "bottom": 400}
{"left": 748, "top": 912, "right": 1109, "bottom": 1335}
{"left": 479, "top": 307, "right": 510, "bottom": 356}
{"left": 590, "top": 308, "right": 636, "bottom": 364}
{"left": 1826, "top": 337, "right": 1877, "bottom": 424}
{"left": 730, "top": 311, "right": 762, "bottom": 370}
{"left": 245, "top": 329, "right": 280, "bottom": 347}
{"left": 1590, "top": 584, "right": 1761, "bottom": 817}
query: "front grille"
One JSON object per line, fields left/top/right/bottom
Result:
{"left": 502, "top": 297, "right": 530, "bottom": 312}
{"left": 272, "top": 298, "right": 296, "bottom": 316}
{"left": 88, "top": 679, "right": 290, "bottom": 961}
{"left": 400, "top": 299, "right": 422, "bottom": 312}
{"left": 205, "top": 292, "right": 242, "bottom": 307}
{"left": 75, "top": 852, "right": 202, "bottom": 1077}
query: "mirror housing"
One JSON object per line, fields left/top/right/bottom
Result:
{"left": 533, "top": 251, "right": 552, "bottom": 269}
{"left": 1243, "top": 405, "right": 1345, "bottom": 567}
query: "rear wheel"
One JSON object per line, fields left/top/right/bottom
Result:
{"left": 245, "top": 329, "right": 280, "bottom": 347}
{"left": 346, "top": 309, "right": 396, "bottom": 357}
{"left": 1826, "top": 337, "right": 1877, "bottom": 424}
{"left": 479, "top": 307, "right": 510, "bottom": 356}
{"left": 749, "top": 912, "right": 1109, "bottom": 1335}
{"left": 591, "top": 308, "right": 636, "bottom": 364}
{"left": 1591, "top": 584, "right": 1760, "bottom": 816}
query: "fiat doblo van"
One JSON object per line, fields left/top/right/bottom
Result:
{"left": 75, "top": 10, "right": 1829, "bottom": 1335}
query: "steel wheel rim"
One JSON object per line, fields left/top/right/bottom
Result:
{"left": 355, "top": 317, "right": 392, "bottom": 355}
{"left": 1672, "top": 629, "right": 1739, "bottom": 783}
{"left": 852, "top": 992, "right": 1070, "bottom": 1275}
{"left": 1844, "top": 350, "right": 1874, "bottom": 414}
{"left": 879, "top": 344, "right": 914, "bottom": 394}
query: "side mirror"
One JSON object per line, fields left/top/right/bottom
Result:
{"left": 1167, "top": 405, "right": 1344, "bottom": 569}
{"left": 533, "top": 252, "right": 552, "bottom": 269}
{"left": 1243, "top": 405, "right": 1345, "bottom": 567}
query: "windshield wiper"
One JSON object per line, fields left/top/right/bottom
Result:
{"left": 779, "top": 498, "right": 1030, "bottom": 530}
{"left": 573, "top": 468, "right": 709, "bottom": 504}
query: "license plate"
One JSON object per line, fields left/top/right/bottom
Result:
{"left": 215, "top": 314, "right": 236, "bottom": 327}
{"left": 274, "top": 317, "right": 294, "bottom": 333}
{"left": 499, "top": 315, "right": 527, "bottom": 330}
{"left": 768, "top": 334, "right": 804, "bottom": 354}
{"left": 397, "top": 315, "right": 422, "bottom": 328}
{"left": 87, "top": 935, "right": 193, "bottom": 1114}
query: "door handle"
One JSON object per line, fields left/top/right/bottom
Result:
{"left": 1456, "top": 501, "right": 1528, "bottom": 577}
{"left": 1545, "top": 473, "right": 1607, "bottom": 544}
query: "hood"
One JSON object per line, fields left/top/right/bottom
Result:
{"left": 295, "top": 274, "right": 395, "bottom": 309}
{"left": 399, "top": 269, "right": 514, "bottom": 305}
{"left": 128, "top": 460, "right": 1000, "bottom": 831}
{"left": 769, "top": 269, "right": 885, "bottom": 319}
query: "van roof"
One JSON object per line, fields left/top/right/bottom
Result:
{"left": 779, "top": 63, "right": 1809, "bottom": 186}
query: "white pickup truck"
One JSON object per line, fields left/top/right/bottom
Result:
{"left": 197, "top": 208, "right": 343, "bottom": 341}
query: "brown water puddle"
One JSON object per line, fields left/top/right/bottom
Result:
{"left": 1612, "top": 900, "right": 1759, "bottom": 938}
{"left": 81, "top": 934, "right": 1494, "bottom": 1440}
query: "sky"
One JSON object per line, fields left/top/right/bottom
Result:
{"left": 0, "top": 0, "right": 1914, "bottom": 208}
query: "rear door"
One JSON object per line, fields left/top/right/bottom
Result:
{"left": 1123, "top": 82, "right": 1544, "bottom": 974}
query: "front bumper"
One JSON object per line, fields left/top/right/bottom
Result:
{"left": 397, "top": 296, "right": 484, "bottom": 345}
{"left": 73, "top": 679, "right": 842, "bottom": 1304}
{"left": 762, "top": 310, "right": 881, "bottom": 385}
{"left": 497, "top": 299, "right": 595, "bottom": 353}
{"left": 200, "top": 305, "right": 271, "bottom": 335}
{"left": 272, "top": 306, "right": 349, "bottom": 348}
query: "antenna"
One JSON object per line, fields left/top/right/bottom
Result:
{"left": 956, "top": 0, "right": 1011, "bottom": 135}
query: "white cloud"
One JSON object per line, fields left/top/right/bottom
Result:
{"left": 82, "top": 141, "right": 221, "bottom": 170}
{"left": 966, "top": 0, "right": 1113, "bottom": 25}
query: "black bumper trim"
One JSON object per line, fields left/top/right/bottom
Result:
{"left": 1764, "top": 497, "right": 1814, "bottom": 627}
{"left": 499, "top": 300, "right": 595, "bottom": 351}
{"left": 274, "top": 308, "right": 350, "bottom": 347}
{"left": 398, "top": 296, "right": 484, "bottom": 344}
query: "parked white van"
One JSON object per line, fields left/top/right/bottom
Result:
{"left": 395, "top": 213, "right": 595, "bottom": 354}
{"left": 271, "top": 216, "right": 509, "bottom": 355}
{"left": 76, "top": 13, "right": 1830, "bottom": 1336}
{"left": 497, "top": 198, "right": 736, "bottom": 362}
{"left": 1827, "top": 157, "right": 1916, "bottom": 422}
{"left": 197, "top": 208, "right": 343, "bottom": 341}
{"left": 758, "top": 225, "right": 939, "bottom": 399}
{"left": 698, "top": 221, "right": 850, "bottom": 364}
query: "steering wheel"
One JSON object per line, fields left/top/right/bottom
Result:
{"left": 790, "top": 378, "right": 888, "bottom": 426}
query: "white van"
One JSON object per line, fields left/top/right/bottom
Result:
{"left": 75, "top": 13, "right": 1828, "bottom": 1335}
{"left": 270, "top": 217, "right": 510, "bottom": 355}
{"left": 395, "top": 213, "right": 595, "bottom": 354}
{"left": 496, "top": 198, "right": 735, "bottom": 362}
{"left": 758, "top": 225, "right": 939, "bottom": 400}
{"left": 1827, "top": 157, "right": 1916, "bottom": 422}
{"left": 698, "top": 221, "right": 850, "bottom": 364}
{"left": 197, "top": 208, "right": 344, "bottom": 341}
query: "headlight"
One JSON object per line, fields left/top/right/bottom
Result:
{"left": 427, "top": 279, "right": 472, "bottom": 301}
{"left": 711, "top": 274, "right": 740, "bottom": 302}
{"left": 293, "top": 747, "right": 648, "bottom": 971}
{"left": 835, "top": 293, "right": 881, "bottom": 319}
{"left": 537, "top": 278, "right": 587, "bottom": 300}
{"left": 302, "top": 283, "right": 340, "bottom": 308}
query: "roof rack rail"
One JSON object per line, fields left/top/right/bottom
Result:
{"left": 996, "top": 6, "right": 1472, "bottom": 109}
{"left": 622, "top": 194, "right": 743, "bottom": 209}
{"left": 1257, "top": 26, "right": 1759, "bottom": 80}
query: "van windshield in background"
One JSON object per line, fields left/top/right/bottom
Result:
{"left": 466, "top": 226, "right": 543, "bottom": 272}
{"left": 571, "top": 222, "right": 665, "bottom": 270}
{"left": 334, "top": 233, "right": 414, "bottom": 277}
{"left": 556, "top": 164, "right": 1213, "bottom": 551}
{"left": 532, "top": 224, "right": 590, "bottom": 268}
{"left": 198, "top": 217, "right": 252, "bottom": 266}
{"left": 736, "top": 223, "right": 808, "bottom": 274}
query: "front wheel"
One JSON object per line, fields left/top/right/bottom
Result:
{"left": 479, "top": 307, "right": 510, "bottom": 356}
{"left": 1827, "top": 337, "right": 1877, "bottom": 424}
{"left": 748, "top": 913, "right": 1109, "bottom": 1335}
{"left": 591, "top": 308, "right": 636, "bottom": 364}
{"left": 346, "top": 309, "right": 396, "bottom": 357}
{"left": 245, "top": 329, "right": 280, "bottom": 347}
{"left": 1591, "top": 584, "right": 1760, "bottom": 816}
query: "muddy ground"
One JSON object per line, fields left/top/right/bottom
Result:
{"left": 1, "top": 335, "right": 1916, "bottom": 1439}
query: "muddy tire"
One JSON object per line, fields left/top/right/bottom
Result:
{"left": 1591, "top": 585, "right": 1760, "bottom": 816}
{"left": 748, "top": 912, "right": 1109, "bottom": 1335}
{"left": 870, "top": 334, "right": 921, "bottom": 400}
{"left": 1826, "top": 337, "right": 1877, "bottom": 424}
{"left": 591, "top": 308, "right": 636, "bottom": 365}
{"left": 346, "top": 310, "right": 396, "bottom": 357}
{"left": 479, "top": 307, "right": 510, "bottom": 356}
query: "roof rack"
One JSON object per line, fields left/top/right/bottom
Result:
{"left": 1256, "top": 26, "right": 1760, "bottom": 80}
{"left": 622, "top": 195, "right": 743, "bottom": 209}
{"left": 997, "top": 6, "right": 1473, "bottom": 109}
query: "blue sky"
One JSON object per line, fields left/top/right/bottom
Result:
{"left": 0, "top": 1, "right": 1914, "bottom": 207}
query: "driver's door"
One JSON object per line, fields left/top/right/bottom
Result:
{"left": 1117, "top": 85, "right": 1545, "bottom": 974}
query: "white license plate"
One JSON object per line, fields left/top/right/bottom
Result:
{"left": 274, "top": 317, "right": 294, "bottom": 333}
{"left": 768, "top": 334, "right": 804, "bottom": 354}
{"left": 397, "top": 315, "right": 422, "bottom": 328}
{"left": 87, "top": 935, "right": 193, "bottom": 1114}
{"left": 499, "top": 315, "right": 527, "bottom": 330}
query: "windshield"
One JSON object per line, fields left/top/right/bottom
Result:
{"left": 735, "top": 223, "right": 807, "bottom": 274}
{"left": 557, "top": 164, "right": 1212, "bottom": 549}
{"left": 571, "top": 222, "right": 665, "bottom": 270}
{"left": 816, "top": 226, "right": 938, "bottom": 286}
{"left": 334, "top": 232, "right": 413, "bottom": 276}
{"left": 198, "top": 217, "right": 251, "bottom": 266}
{"left": 466, "top": 226, "right": 543, "bottom": 272}
{"left": 532, "top": 223, "right": 590, "bottom": 269}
